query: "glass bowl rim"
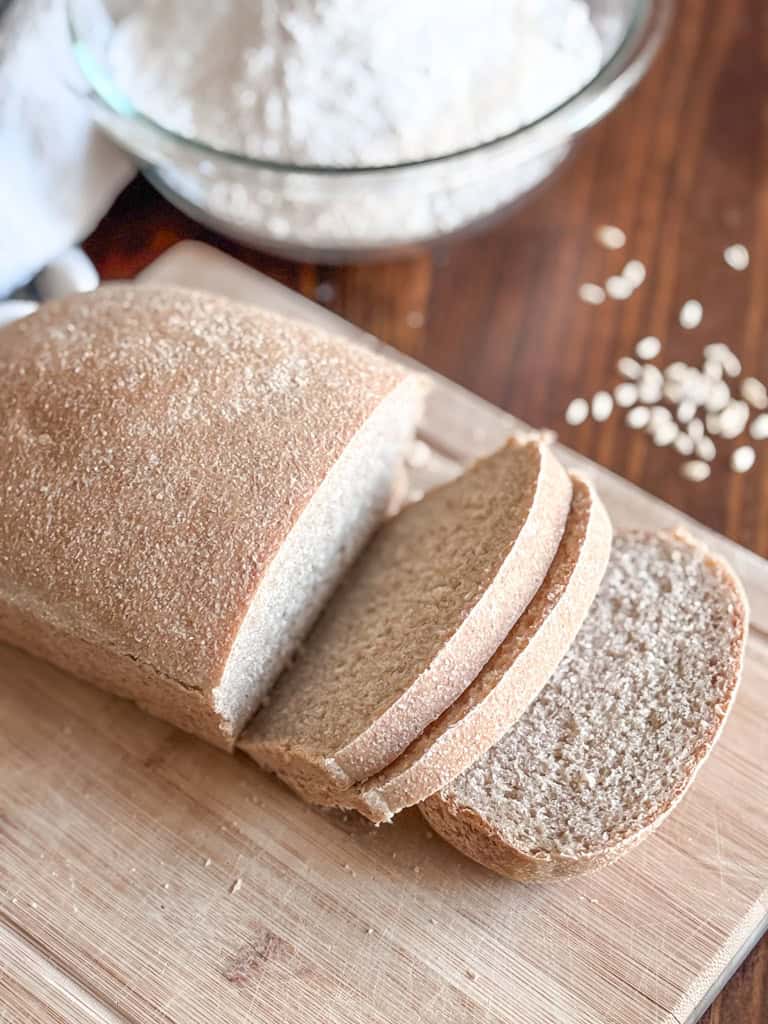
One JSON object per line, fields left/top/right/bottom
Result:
{"left": 67, "top": 0, "right": 674, "bottom": 176}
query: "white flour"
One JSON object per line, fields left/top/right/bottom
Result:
{"left": 107, "top": 0, "right": 603, "bottom": 251}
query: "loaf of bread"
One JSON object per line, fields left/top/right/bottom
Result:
{"left": 0, "top": 285, "right": 426, "bottom": 748}
{"left": 421, "top": 530, "right": 748, "bottom": 879}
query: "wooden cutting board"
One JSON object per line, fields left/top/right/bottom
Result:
{"left": 1, "top": 242, "right": 766, "bottom": 1024}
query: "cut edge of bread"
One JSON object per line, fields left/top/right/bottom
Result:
{"left": 419, "top": 527, "right": 749, "bottom": 881}
{"left": 212, "top": 374, "right": 428, "bottom": 746}
{"left": 346, "top": 473, "right": 612, "bottom": 822}
{"left": 239, "top": 438, "right": 573, "bottom": 800}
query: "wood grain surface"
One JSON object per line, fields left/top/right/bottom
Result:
{"left": 76, "top": 1, "right": 768, "bottom": 1019}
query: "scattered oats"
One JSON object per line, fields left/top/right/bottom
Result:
{"left": 31, "top": 901, "right": 38, "bottom": 909}
{"left": 674, "top": 433, "right": 694, "bottom": 456}
{"left": 638, "top": 370, "right": 663, "bottom": 404}
{"left": 366, "top": 927, "right": 373, "bottom": 935}
{"left": 696, "top": 436, "right": 716, "bottom": 461}
{"left": 229, "top": 878, "right": 242, "bottom": 895}
{"left": 649, "top": 405, "right": 672, "bottom": 426}
{"left": 613, "top": 382, "right": 638, "bottom": 408}
{"left": 578, "top": 282, "right": 606, "bottom": 305}
{"left": 405, "top": 310, "right": 425, "bottom": 329}
{"left": 723, "top": 243, "right": 750, "bottom": 271}
{"left": 652, "top": 421, "right": 678, "bottom": 447}
{"left": 622, "top": 259, "right": 646, "bottom": 288}
{"left": 591, "top": 391, "right": 613, "bottom": 422}
{"left": 718, "top": 399, "right": 750, "bottom": 439}
{"left": 741, "top": 376, "right": 768, "bottom": 410}
{"left": 565, "top": 398, "right": 589, "bottom": 426}
{"left": 679, "top": 300, "right": 703, "bottom": 329}
{"left": 617, "top": 356, "right": 643, "bottom": 380}
{"left": 203, "top": 857, "right": 212, "bottom": 868}
{"left": 724, "top": 354, "right": 742, "bottom": 378}
{"left": 635, "top": 335, "right": 661, "bottom": 360}
{"left": 687, "top": 418, "right": 705, "bottom": 442}
{"left": 705, "top": 380, "right": 731, "bottom": 413}
{"left": 666, "top": 362, "right": 688, "bottom": 380}
{"left": 704, "top": 343, "right": 741, "bottom": 377}
{"left": 626, "top": 405, "right": 651, "bottom": 429}
{"left": 664, "top": 379, "right": 684, "bottom": 403}
{"left": 676, "top": 399, "right": 697, "bottom": 425}
{"left": 605, "top": 275, "right": 634, "bottom": 301}
{"left": 163, "top": 882, "right": 170, "bottom": 890}
{"left": 706, "top": 412, "right": 723, "bottom": 437}
{"left": 595, "top": 224, "right": 626, "bottom": 250}
{"left": 750, "top": 413, "right": 768, "bottom": 440}
{"left": 680, "top": 460, "right": 711, "bottom": 482}
{"left": 731, "top": 445, "right": 756, "bottom": 473}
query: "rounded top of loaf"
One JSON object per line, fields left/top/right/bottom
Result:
{"left": 0, "top": 285, "right": 413, "bottom": 703}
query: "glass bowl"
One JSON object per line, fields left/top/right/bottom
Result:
{"left": 67, "top": 0, "right": 672, "bottom": 263}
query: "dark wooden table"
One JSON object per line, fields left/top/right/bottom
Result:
{"left": 84, "top": 1, "right": 767, "bottom": 1019}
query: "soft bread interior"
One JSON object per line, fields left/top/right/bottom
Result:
{"left": 215, "top": 377, "right": 424, "bottom": 740}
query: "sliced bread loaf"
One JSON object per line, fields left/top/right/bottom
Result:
{"left": 420, "top": 530, "right": 748, "bottom": 880}
{"left": 0, "top": 285, "right": 426, "bottom": 748}
{"left": 345, "top": 473, "right": 612, "bottom": 822}
{"left": 239, "top": 439, "right": 573, "bottom": 801}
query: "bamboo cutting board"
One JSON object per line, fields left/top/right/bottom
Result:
{"left": 1, "top": 243, "right": 766, "bottom": 1024}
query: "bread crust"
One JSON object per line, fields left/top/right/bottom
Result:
{"left": 0, "top": 286, "right": 421, "bottom": 747}
{"left": 420, "top": 528, "right": 749, "bottom": 880}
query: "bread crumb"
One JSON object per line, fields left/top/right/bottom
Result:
{"left": 413, "top": 865, "right": 421, "bottom": 875}
{"left": 343, "top": 863, "right": 351, "bottom": 871}
{"left": 204, "top": 857, "right": 212, "bottom": 867}
{"left": 163, "top": 882, "right": 170, "bottom": 890}
{"left": 366, "top": 927, "right": 373, "bottom": 935}
{"left": 229, "top": 878, "right": 242, "bottom": 895}
{"left": 466, "top": 969, "right": 477, "bottom": 981}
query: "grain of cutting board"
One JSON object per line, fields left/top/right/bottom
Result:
{"left": 1, "top": 242, "right": 766, "bottom": 1024}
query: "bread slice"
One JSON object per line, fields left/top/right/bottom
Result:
{"left": 0, "top": 285, "right": 426, "bottom": 748}
{"left": 344, "top": 473, "right": 612, "bottom": 822}
{"left": 421, "top": 529, "right": 748, "bottom": 880}
{"left": 239, "top": 439, "right": 573, "bottom": 801}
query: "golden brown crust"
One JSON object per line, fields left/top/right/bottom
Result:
{"left": 0, "top": 285, "right": 415, "bottom": 747}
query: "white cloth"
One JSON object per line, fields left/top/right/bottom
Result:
{"left": 0, "top": 0, "right": 134, "bottom": 294}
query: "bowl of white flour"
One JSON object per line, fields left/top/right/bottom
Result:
{"left": 68, "top": 0, "right": 671, "bottom": 261}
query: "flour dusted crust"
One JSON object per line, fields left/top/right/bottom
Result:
{"left": 0, "top": 285, "right": 425, "bottom": 747}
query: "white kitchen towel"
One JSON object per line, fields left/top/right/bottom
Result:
{"left": 0, "top": 0, "right": 134, "bottom": 294}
